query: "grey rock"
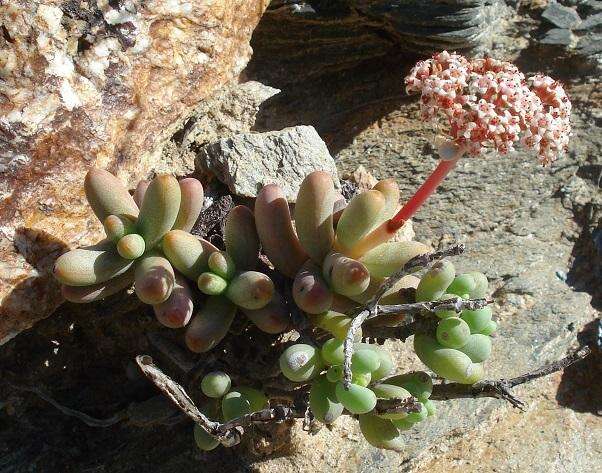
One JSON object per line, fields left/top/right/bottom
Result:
{"left": 196, "top": 126, "right": 339, "bottom": 201}
{"left": 577, "top": 34, "right": 602, "bottom": 54}
{"left": 559, "top": 0, "right": 587, "bottom": 5}
{"left": 158, "top": 81, "right": 281, "bottom": 177}
{"left": 180, "top": 81, "right": 281, "bottom": 150}
{"left": 540, "top": 28, "right": 575, "bottom": 45}
{"left": 353, "top": 0, "right": 511, "bottom": 54}
{"left": 0, "top": 0, "right": 268, "bottom": 344}
{"left": 583, "top": 0, "right": 602, "bottom": 11}
{"left": 542, "top": 2, "right": 582, "bottom": 28}
{"left": 575, "top": 12, "right": 602, "bottom": 29}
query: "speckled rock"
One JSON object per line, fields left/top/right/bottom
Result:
{"left": 196, "top": 126, "right": 340, "bottom": 201}
{"left": 158, "top": 81, "right": 281, "bottom": 176}
{"left": 540, "top": 28, "right": 576, "bottom": 45}
{"left": 575, "top": 12, "right": 602, "bottom": 29}
{"left": 542, "top": 2, "right": 582, "bottom": 28}
{"left": 0, "top": 0, "right": 269, "bottom": 343}
{"left": 577, "top": 33, "right": 602, "bottom": 54}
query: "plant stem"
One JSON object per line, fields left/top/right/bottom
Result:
{"left": 345, "top": 157, "right": 460, "bottom": 258}
{"left": 388, "top": 157, "right": 459, "bottom": 231}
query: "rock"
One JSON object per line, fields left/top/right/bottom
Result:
{"left": 575, "top": 12, "right": 602, "bottom": 29}
{"left": 577, "top": 33, "right": 602, "bottom": 54}
{"left": 157, "top": 81, "right": 281, "bottom": 176}
{"left": 0, "top": 0, "right": 269, "bottom": 344}
{"left": 559, "top": 0, "right": 586, "bottom": 6}
{"left": 179, "top": 81, "right": 280, "bottom": 150}
{"left": 582, "top": 0, "right": 602, "bottom": 11}
{"left": 540, "top": 28, "right": 576, "bottom": 45}
{"left": 542, "top": 2, "right": 582, "bottom": 28}
{"left": 196, "top": 126, "right": 340, "bottom": 201}
{"left": 357, "top": 0, "right": 510, "bottom": 53}
{"left": 344, "top": 165, "right": 378, "bottom": 191}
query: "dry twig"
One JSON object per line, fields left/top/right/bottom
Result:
{"left": 136, "top": 355, "right": 242, "bottom": 446}
{"left": 429, "top": 346, "right": 592, "bottom": 409}
{"left": 135, "top": 357, "right": 425, "bottom": 443}
{"left": 372, "top": 297, "right": 491, "bottom": 319}
{"left": 9, "top": 343, "right": 589, "bottom": 436}
{"left": 216, "top": 405, "right": 305, "bottom": 434}
{"left": 362, "top": 318, "right": 432, "bottom": 341}
{"left": 135, "top": 345, "right": 591, "bottom": 447}
{"left": 342, "top": 244, "right": 465, "bottom": 388}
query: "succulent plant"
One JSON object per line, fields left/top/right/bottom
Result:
{"left": 54, "top": 167, "right": 497, "bottom": 454}
{"left": 253, "top": 171, "right": 431, "bottom": 324}
{"left": 54, "top": 169, "right": 290, "bottom": 349}
{"left": 111, "top": 51, "right": 574, "bottom": 455}
{"left": 183, "top": 205, "right": 290, "bottom": 352}
{"left": 277, "top": 336, "right": 436, "bottom": 449}
{"left": 192, "top": 372, "right": 268, "bottom": 452}
{"left": 244, "top": 170, "right": 497, "bottom": 449}
{"left": 412, "top": 265, "right": 495, "bottom": 384}
{"left": 55, "top": 169, "right": 202, "bottom": 328}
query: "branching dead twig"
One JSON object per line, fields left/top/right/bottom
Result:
{"left": 216, "top": 405, "right": 305, "bottom": 434}
{"left": 362, "top": 298, "right": 489, "bottom": 340}
{"left": 10, "top": 343, "right": 589, "bottom": 436}
{"left": 429, "top": 346, "right": 592, "bottom": 409}
{"left": 135, "top": 345, "right": 591, "bottom": 447}
{"left": 342, "top": 244, "right": 465, "bottom": 388}
{"left": 372, "top": 297, "right": 491, "bottom": 319}
{"left": 373, "top": 396, "right": 423, "bottom": 415}
{"left": 135, "top": 356, "right": 423, "bottom": 442}
{"left": 135, "top": 355, "right": 242, "bottom": 447}
{"left": 362, "top": 318, "right": 432, "bottom": 341}
{"left": 216, "top": 396, "right": 424, "bottom": 433}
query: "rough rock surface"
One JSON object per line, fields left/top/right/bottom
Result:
{"left": 540, "top": 27, "right": 576, "bottom": 45}
{"left": 196, "top": 126, "right": 340, "bottom": 201}
{"left": 158, "top": 81, "right": 281, "bottom": 177}
{"left": 542, "top": 2, "right": 582, "bottom": 28}
{"left": 247, "top": 0, "right": 510, "bottom": 153}
{"left": 0, "top": 0, "right": 268, "bottom": 343}
{"left": 576, "top": 12, "right": 602, "bottom": 30}
{"left": 258, "top": 1, "right": 509, "bottom": 57}
{"left": 531, "top": 0, "right": 602, "bottom": 72}
{"left": 577, "top": 33, "right": 602, "bottom": 54}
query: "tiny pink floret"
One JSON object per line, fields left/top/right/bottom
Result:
{"left": 405, "top": 51, "right": 572, "bottom": 165}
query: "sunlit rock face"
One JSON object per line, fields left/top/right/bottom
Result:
{"left": 0, "top": 0, "right": 269, "bottom": 343}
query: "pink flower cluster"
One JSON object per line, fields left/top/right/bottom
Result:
{"left": 405, "top": 51, "right": 572, "bottom": 165}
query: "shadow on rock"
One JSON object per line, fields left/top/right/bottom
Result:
{"left": 0, "top": 283, "right": 297, "bottom": 472}
{"left": 0, "top": 227, "right": 69, "bottom": 342}
{"left": 245, "top": 4, "right": 420, "bottom": 154}
{"left": 556, "top": 319, "right": 602, "bottom": 415}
